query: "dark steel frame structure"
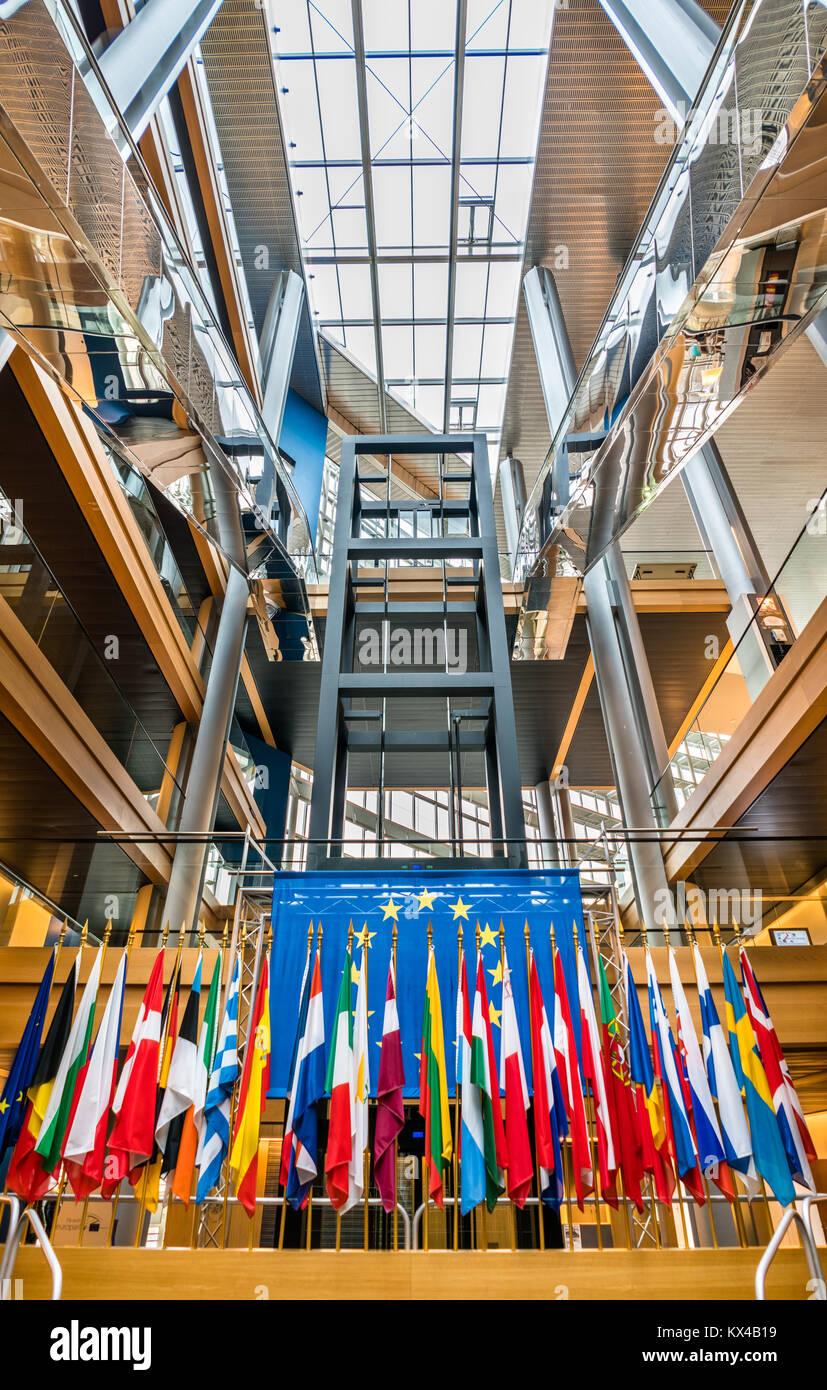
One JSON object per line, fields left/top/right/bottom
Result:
{"left": 307, "top": 432, "right": 526, "bottom": 870}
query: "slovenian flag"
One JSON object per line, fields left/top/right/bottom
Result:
{"left": 284, "top": 947, "right": 326, "bottom": 1210}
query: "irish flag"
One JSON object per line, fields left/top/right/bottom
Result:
{"left": 419, "top": 946, "right": 451, "bottom": 1208}
{"left": 35, "top": 944, "right": 103, "bottom": 1173}
{"left": 325, "top": 951, "right": 354, "bottom": 1211}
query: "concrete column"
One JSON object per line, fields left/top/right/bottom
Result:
{"left": 583, "top": 544, "right": 675, "bottom": 936}
{"left": 162, "top": 563, "right": 249, "bottom": 933}
{"left": 555, "top": 784, "right": 577, "bottom": 870}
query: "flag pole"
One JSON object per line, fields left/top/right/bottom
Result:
{"left": 105, "top": 922, "right": 139, "bottom": 1248}
{"left": 49, "top": 920, "right": 89, "bottom": 1241}
{"left": 474, "top": 920, "right": 487, "bottom": 1253}
{"left": 335, "top": 920, "right": 355, "bottom": 1255}
{"left": 550, "top": 923, "right": 575, "bottom": 1250}
{"left": 279, "top": 921, "right": 314, "bottom": 1252}
{"left": 499, "top": 918, "right": 518, "bottom": 1253}
{"left": 524, "top": 921, "right": 545, "bottom": 1252}
{"left": 453, "top": 921, "right": 462, "bottom": 1251}
{"left": 710, "top": 920, "right": 747, "bottom": 1247}
{"left": 306, "top": 921, "right": 322, "bottom": 1253}
{"left": 663, "top": 920, "right": 694, "bottom": 1252}
{"left": 362, "top": 923, "right": 370, "bottom": 1254}
{"left": 391, "top": 920, "right": 398, "bottom": 1254}
{"left": 76, "top": 921, "right": 113, "bottom": 1246}
{"left": 732, "top": 922, "right": 775, "bottom": 1238}
{"left": 574, "top": 922, "right": 603, "bottom": 1252}
{"left": 220, "top": 921, "right": 245, "bottom": 1250}
{"left": 423, "top": 919, "right": 432, "bottom": 1255}
{"left": 133, "top": 920, "right": 182, "bottom": 1249}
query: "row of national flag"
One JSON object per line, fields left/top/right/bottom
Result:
{"left": 0, "top": 928, "right": 817, "bottom": 1224}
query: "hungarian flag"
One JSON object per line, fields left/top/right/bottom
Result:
{"left": 624, "top": 952, "right": 674, "bottom": 1205}
{"left": 35, "top": 944, "right": 103, "bottom": 1174}
{"left": 374, "top": 958, "right": 404, "bottom": 1213}
{"left": 157, "top": 954, "right": 203, "bottom": 1185}
{"left": 419, "top": 946, "right": 451, "bottom": 1208}
{"left": 103, "top": 948, "right": 165, "bottom": 1196}
{"left": 0, "top": 948, "right": 55, "bottom": 1167}
{"left": 528, "top": 949, "right": 566, "bottom": 1211}
{"left": 6, "top": 956, "right": 76, "bottom": 1203}
{"left": 325, "top": 951, "right": 354, "bottom": 1211}
{"left": 552, "top": 945, "right": 592, "bottom": 1207}
{"left": 499, "top": 948, "right": 533, "bottom": 1209}
{"left": 576, "top": 942, "right": 617, "bottom": 1198}
{"left": 740, "top": 946, "right": 816, "bottom": 1189}
{"left": 229, "top": 952, "right": 270, "bottom": 1217}
{"left": 62, "top": 950, "right": 128, "bottom": 1199}
{"left": 597, "top": 957, "right": 644, "bottom": 1211}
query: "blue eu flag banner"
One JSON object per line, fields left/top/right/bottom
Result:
{"left": 269, "top": 869, "right": 585, "bottom": 1099}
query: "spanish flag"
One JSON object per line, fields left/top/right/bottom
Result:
{"left": 230, "top": 953, "right": 270, "bottom": 1217}
{"left": 418, "top": 946, "right": 451, "bottom": 1207}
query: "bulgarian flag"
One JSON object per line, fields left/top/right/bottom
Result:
{"left": 62, "top": 950, "right": 128, "bottom": 1199}
{"left": 552, "top": 945, "right": 592, "bottom": 1207}
{"left": 103, "top": 948, "right": 165, "bottom": 1196}
{"left": 324, "top": 951, "right": 354, "bottom": 1212}
{"left": 35, "top": 944, "right": 103, "bottom": 1174}
{"left": 419, "top": 946, "right": 451, "bottom": 1208}
{"left": 498, "top": 948, "right": 533, "bottom": 1209}
{"left": 576, "top": 941, "right": 617, "bottom": 1198}
{"left": 229, "top": 952, "right": 271, "bottom": 1217}
{"left": 6, "top": 959, "right": 78, "bottom": 1203}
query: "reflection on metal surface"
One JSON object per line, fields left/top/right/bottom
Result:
{"left": 515, "top": 0, "right": 827, "bottom": 596}
{"left": 0, "top": 0, "right": 318, "bottom": 653}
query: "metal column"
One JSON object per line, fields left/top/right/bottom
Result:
{"left": 162, "top": 562, "right": 249, "bottom": 933}
{"left": 534, "top": 778, "right": 559, "bottom": 869}
{"left": 523, "top": 265, "right": 577, "bottom": 438}
{"left": 583, "top": 544, "right": 674, "bottom": 936}
{"left": 597, "top": 0, "right": 721, "bottom": 121}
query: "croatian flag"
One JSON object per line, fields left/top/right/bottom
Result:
{"left": 283, "top": 948, "right": 326, "bottom": 1210}
{"left": 456, "top": 949, "right": 487, "bottom": 1216}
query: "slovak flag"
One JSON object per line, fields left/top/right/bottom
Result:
{"left": 283, "top": 948, "right": 326, "bottom": 1210}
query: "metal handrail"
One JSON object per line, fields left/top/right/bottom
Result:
{"left": 413, "top": 1193, "right": 549, "bottom": 1251}
{"left": 0, "top": 1200, "right": 63, "bottom": 1300}
{"left": 755, "top": 1194, "right": 827, "bottom": 1301}
{"left": 0, "top": 1193, "right": 21, "bottom": 1288}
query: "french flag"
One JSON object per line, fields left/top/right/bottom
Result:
{"left": 283, "top": 949, "right": 326, "bottom": 1210}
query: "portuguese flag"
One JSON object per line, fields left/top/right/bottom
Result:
{"left": 324, "top": 951, "right": 354, "bottom": 1211}
{"left": 418, "top": 946, "right": 452, "bottom": 1207}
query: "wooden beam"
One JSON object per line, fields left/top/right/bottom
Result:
{"left": 551, "top": 654, "right": 595, "bottom": 777}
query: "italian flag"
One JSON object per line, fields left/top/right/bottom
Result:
{"left": 63, "top": 950, "right": 128, "bottom": 1199}
{"left": 324, "top": 951, "right": 354, "bottom": 1211}
{"left": 419, "top": 947, "right": 452, "bottom": 1207}
{"left": 35, "top": 944, "right": 103, "bottom": 1173}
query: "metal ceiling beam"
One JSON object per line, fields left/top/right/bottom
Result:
{"left": 442, "top": 0, "right": 468, "bottom": 432}
{"left": 351, "top": 0, "right": 388, "bottom": 434}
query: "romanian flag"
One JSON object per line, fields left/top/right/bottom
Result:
{"left": 722, "top": 948, "right": 795, "bottom": 1207}
{"left": 6, "top": 959, "right": 77, "bottom": 1203}
{"left": 418, "top": 945, "right": 452, "bottom": 1208}
{"left": 229, "top": 953, "right": 271, "bottom": 1218}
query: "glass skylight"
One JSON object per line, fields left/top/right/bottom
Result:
{"left": 272, "top": 0, "right": 555, "bottom": 467}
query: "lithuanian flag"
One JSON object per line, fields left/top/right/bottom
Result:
{"left": 418, "top": 946, "right": 452, "bottom": 1207}
{"left": 229, "top": 952, "right": 271, "bottom": 1217}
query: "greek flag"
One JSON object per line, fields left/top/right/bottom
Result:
{"left": 195, "top": 954, "right": 240, "bottom": 1204}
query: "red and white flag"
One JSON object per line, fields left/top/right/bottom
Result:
{"left": 498, "top": 948, "right": 533, "bottom": 1209}
{"left": 576, "top": 941, "right": 616, "bottom": 1194}
{"left": 552, "top": 946, "right": 592, "bottom": 1206}
{"left": 63, "top": 951, "right": 128, "bottom": 1199}
{"left": 103, "top": 948, "right": 165, "bottom": 1196}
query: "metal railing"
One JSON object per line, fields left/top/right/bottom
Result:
{"left": 0, "top": 1193, "right": 63, "bottom": 1300}
{"left": 755, "top": 1194, "right": 827, "bottom": 1300}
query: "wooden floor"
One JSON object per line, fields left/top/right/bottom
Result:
{"left": 9, "top": 1246, "right": 815, "bottom": 1300}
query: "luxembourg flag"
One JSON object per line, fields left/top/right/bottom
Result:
{"left": 528, "top": 949, "right": 566, "bottom": 1211}
{"left": 283, "top": 948, "right": 326, "bottom": 1210}
{"left": 692, "top": 944, "right": 754, "bottom": 1185}
{"left": 740, "top": 947, "right": 815, "bottom": 1190}
{"left": 456, "top": 949, "right": 486, "bottom": 1215}
{"left": 668, "top": 948, "right": 731, "bottom": 1197}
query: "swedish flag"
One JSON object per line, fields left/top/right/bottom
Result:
{"left": 721, "top": 948, "right": 794, "bottom": 1206}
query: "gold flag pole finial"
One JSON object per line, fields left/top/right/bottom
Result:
{"left": 54, "top": 917, "right": 69, "bottom": 974}
{"left": 347, "top": 918, "right": 354, "bottom": 954}
{"left": 161, "top": 920, "right": 171, "bottom": 951}
{"left": 426, "top": 917, "right": 433, "bottom": 953}
{"left": 318, "top": 919, "right": 323, "bottom": 954}
{"left": 307, "top": 920, "right": 314, "bottom": 957}
{"left": 391, "top": 918, "right": 397, "bottom": 971}
{"left": 80, "top": 919, "right": 89, "bottom": 949}
{"left": 221, "top": 919, "right": 229, "bottom": 951}
{"left": 475, "top": 918, "right": 481, "bottom": 952}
